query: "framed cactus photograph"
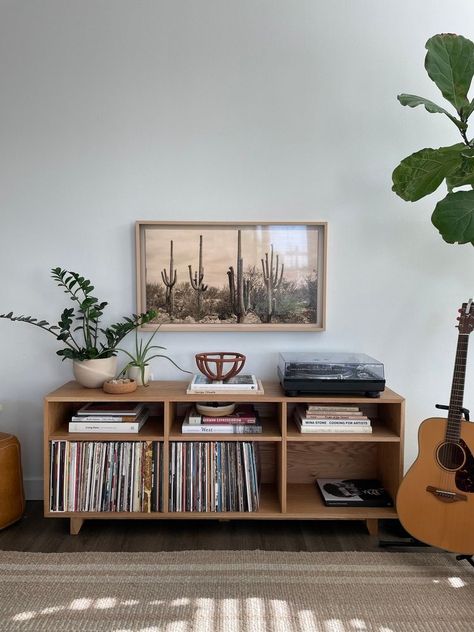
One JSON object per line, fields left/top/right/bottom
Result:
{"left": 136, "top": 221, "right": 327, "bottom": 331}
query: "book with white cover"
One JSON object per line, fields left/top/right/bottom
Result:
{"left": 181, "top": 423, "right": 263, "bottom": 434}
{"left": 188, "top": 374, "right": 259, "bottom": 390}
{"left": 296, "top": 417, "right": 371, "bottom": 426}
{"left": 294, "top": 418, "right": 372, "bottom": 433}
{"left": 187, "top": 376, "right": 264, "bottom": 394}
{"left": 69, "top": 413, "right": 148, "bottom": 433}
{"left": 306, "top": 405, "right": 360, "bottom": 412}
{"left": 297, "top": 426, "right": 372, "bottom": 434}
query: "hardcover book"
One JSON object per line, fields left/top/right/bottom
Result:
{"left": 315, "top": 478, "right": 393, "bottom": 507}
{"left": 76, "top": 402, "right": 144, "bottom": 416}
{"left": 294, "top": 418, "right": 371, "bottom": 433}
{"left": 68, "top": 418, "right": 147, "bottom": 433}
{"left": 188, "top": 374, "right": 259, "bottom": 389}
{"left": 69, "top": 409, "right": 149, "bottom": 433}
{"left": 306, "top": 405, "right": 360, "bottom": 412}
{"left": 181, "top": 422, "right": 262, "bottom": 434}
{"left": 186, "top": 404, "right": 258, "bottom": 425}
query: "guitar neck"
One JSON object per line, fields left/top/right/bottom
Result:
{"left": 446, "top": 333, "right": 470, "bottom": 441}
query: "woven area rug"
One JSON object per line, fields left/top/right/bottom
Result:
{"left": 0, "top": 550, "right": 473, "bottom": 631}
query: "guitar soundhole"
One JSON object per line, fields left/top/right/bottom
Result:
{"left": 436, "top": 442, "right": 466, "bottom": 471}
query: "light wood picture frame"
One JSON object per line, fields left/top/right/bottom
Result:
{"left": 136, "top": 221, "right": 327, "bottom": 331}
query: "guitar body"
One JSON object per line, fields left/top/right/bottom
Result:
{"left": 397, "top": 417, "right": 474, "bottom": 554}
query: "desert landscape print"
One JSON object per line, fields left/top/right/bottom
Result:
{"left": 138, "top": 223, "right": 325, "bottom": 329}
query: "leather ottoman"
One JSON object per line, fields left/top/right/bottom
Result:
{"left": 0, "top": 433, "right": 25, "bottom": 529}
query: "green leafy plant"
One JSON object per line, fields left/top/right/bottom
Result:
{"left": 0, "top": 267, "right": 157, "bottom": 361}
{"left": 117, "top": 326, "right": 191, "bottom": 385}
{"left": 392, "top": 33, "right": 474, "bottom": 245}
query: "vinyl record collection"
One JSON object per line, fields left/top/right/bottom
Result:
{"left": 49, "top": 441, "right": 163, "bottom": 513}
{"left": 169, "top": 441, "right": 260, "bottom": 512}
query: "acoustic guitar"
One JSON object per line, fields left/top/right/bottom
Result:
{"left": 397, "top": 299, "right": 474, "bottom": 554}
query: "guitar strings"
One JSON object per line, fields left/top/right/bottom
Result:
{"left": 442, "top": 333, "right": 469, "bottom": 492}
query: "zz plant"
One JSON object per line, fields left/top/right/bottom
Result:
{"left": 0, "top": 267, "right": 157, "bottom": 361}
{"left": 392, "top": 33, "right": 474, "bottom": 245}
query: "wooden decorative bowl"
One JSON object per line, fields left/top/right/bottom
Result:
{"left": 195, "top": 352, "right": 246, "bottom": 381}
{"left": 196, "top": 402, "right": 236, "bottom": 417}
{"left": 103, "top": 379, "right": 137, "bottom": 394}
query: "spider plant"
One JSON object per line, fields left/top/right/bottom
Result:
{"left": 117, "top": 326, "right": 190, "bottom": 386}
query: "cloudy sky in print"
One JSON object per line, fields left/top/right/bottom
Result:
{"left": 143, "top": 225, "right": 321, "bottom": 288}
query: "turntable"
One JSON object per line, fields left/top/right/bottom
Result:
{"left": 278, "top": 352, "right": 385, "bottom": 397}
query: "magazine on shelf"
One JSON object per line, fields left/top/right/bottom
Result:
{"left": 315, "top": 478, "right": 393, "bottom": 507}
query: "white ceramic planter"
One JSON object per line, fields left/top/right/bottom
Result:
{"left": 73, "top": 357, "right": 118, "bottom": 388}
{"left": 128, "top": 364, "right": 150, "bottom": 386}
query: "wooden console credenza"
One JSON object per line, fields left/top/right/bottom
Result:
{"left": 44, "top": 381, "right": 404, "bottom": 535}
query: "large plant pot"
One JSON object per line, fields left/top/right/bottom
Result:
{"left": 73, "top": 357, "right": 118, "bottom": 388}
{"left": 128, "top": 364, "right": 150, "bottom": 386}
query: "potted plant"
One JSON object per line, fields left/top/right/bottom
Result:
{"left": 392, "top": 33, "right": 474, "bottom": 245}
{"left": 0, "top": 267, "right": 157, "bottom": 388}
{"left": 117, "top": 327, "right": 191, "bottom": 386}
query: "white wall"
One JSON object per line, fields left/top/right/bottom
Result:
{"left": 1, "top": 1, "right": 473, "bottom": 499}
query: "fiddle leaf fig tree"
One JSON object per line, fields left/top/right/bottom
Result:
{"left": 392, "top": 33, "right": 474, "bottom": 245}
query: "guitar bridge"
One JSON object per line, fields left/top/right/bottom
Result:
{"left": 426, "top": 485, "right": 468, "bottom": 503}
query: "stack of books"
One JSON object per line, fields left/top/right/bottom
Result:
{"left": 186, "top": 374, "right": 264, "bottom": 395}
{"left": 68, "top": 402, "right": 149, "bottom": 433}
{"left": 49, "top": 440, "right": 163, "bottom": 512}
{"left": 181, "top": 404, "right": 262, "bottom": 434}
{"left": 169, "top": 441, "right": 260, "bottom": 512}
{"left": 294, "top": 404, "right": 372, "bottom": 433}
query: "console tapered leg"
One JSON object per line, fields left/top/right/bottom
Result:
{"left": 366, "top": 519, "right": 378, "bottom": 535}
{"left": 70, "top": 518, "right": 84, "bottom": 535}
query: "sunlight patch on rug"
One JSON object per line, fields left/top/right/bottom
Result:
{"left": 0, "top": 550, "right": 472, "bottom": 631}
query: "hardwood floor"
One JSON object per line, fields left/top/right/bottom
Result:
{"left": 0, "top": 502, "right": 412, "bottom": 552}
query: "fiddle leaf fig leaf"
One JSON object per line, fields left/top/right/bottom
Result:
{"left": 392, "top": 144, "right": 465, "bottom": 201}
{"left": 432, "top": 189, "right": 474, "bottom": 244}
{"left": 397, "top": 94, "right": 466, "bottom": 130}
{"left": 446, "top": 148, "right": 474, "bottom": 190}
{"left": 425, "top": 34, "right": 474, "bottom": 117}
{"left": 465, "top": 98, "right": 474, "bottom": 120}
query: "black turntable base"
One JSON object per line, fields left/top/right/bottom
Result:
{"left": 278, "top": 366, "right": 385, "bottom": 398}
